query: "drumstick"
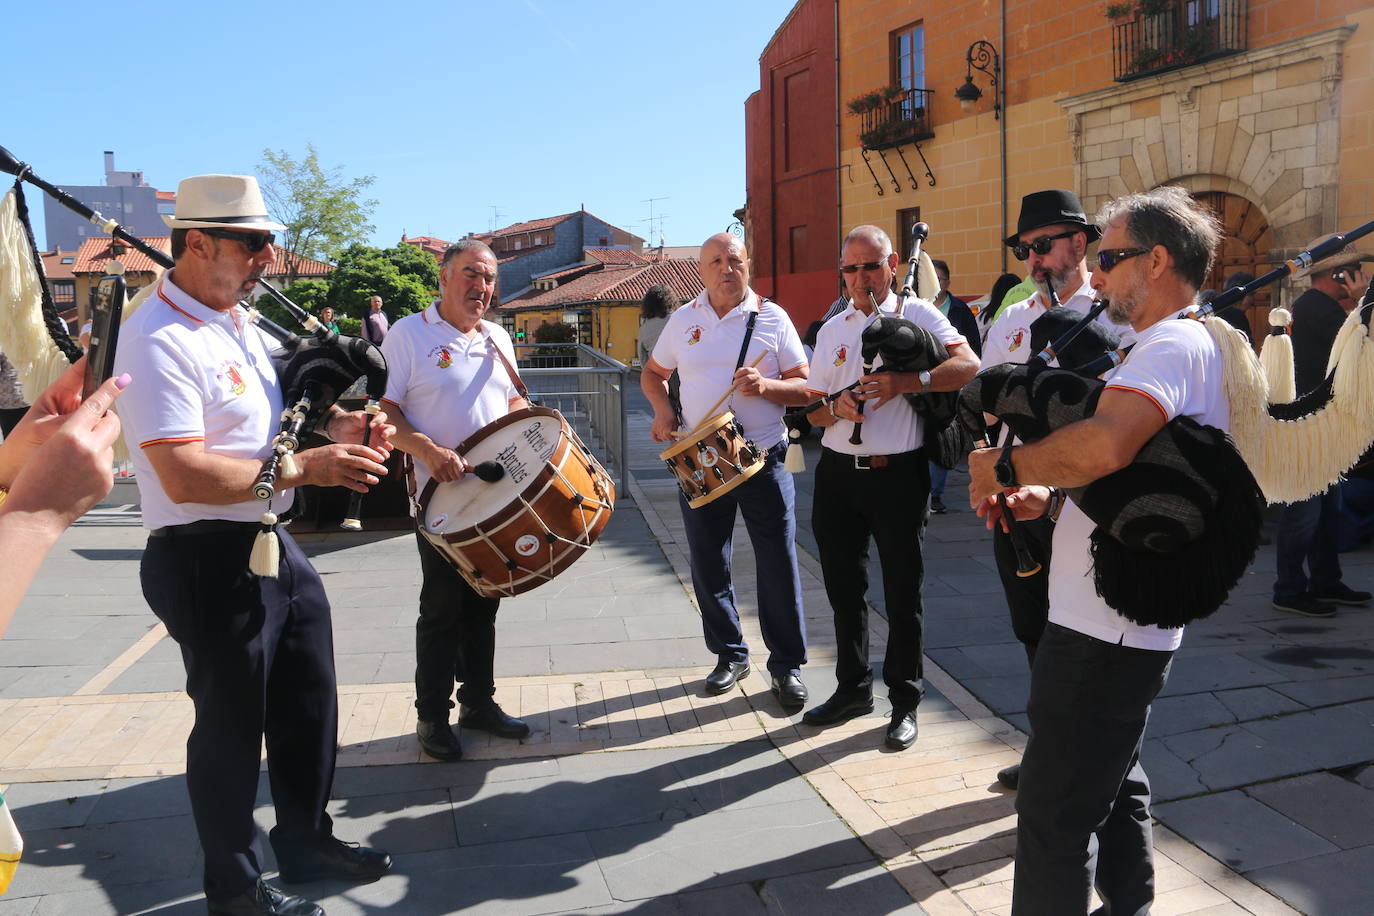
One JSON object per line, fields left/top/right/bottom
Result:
{"left": 672, "top": 351, "right": 770, "bottom": 438}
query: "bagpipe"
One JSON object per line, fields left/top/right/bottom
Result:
{"left": 0, "top": 145, "right": 388, "bottom": 574}
{"left": 785, "top": 222, "right": 968, "bottom": 471}
{"left": 959, "top": 220, "right": 1374, "bottom": 627}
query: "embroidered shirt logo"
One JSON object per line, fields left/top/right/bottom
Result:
{"left": 832, "top": 344, "right": 848, "bottom": 367}
{"left": 219, "top": 360, "right": 248, "bottom": 396}
{"left": 429, "top": 346, "right": 454, "bottom": 368}
{"left": 1007, "top": 328, "right": 1027, "bottom": 352}
{"left": 686, "top": 326, "right": 703, "bottom": 345}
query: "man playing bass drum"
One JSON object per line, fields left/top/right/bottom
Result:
{"left": 968, "top": 187, "right": 1227, "bottom": 915}
{"left": 381, "top": 239, "right": 532, "bottom": 762}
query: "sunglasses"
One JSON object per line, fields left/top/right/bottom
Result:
{"left": 1012, "top": 230, "right": 1081, "bottom": 261}
{"left": 199, "top": 228, "right": 275, "bottom": 253}
{"left": 1096, "top": 247, "right": 1150, "bottom": 273}
{"left": 840, "top": 260, "right": 886, "bottom": 274}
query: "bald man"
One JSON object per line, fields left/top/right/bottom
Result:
{"left": 641, "top": 234, "right": 813, "bottom": 708}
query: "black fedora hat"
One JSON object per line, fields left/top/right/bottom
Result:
{"left": 1004, "top": 189, "right": 1101, "bottom": 248}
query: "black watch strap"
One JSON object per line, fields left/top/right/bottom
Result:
{"left": 995, "top": 443, "right": 1018, "bottom": 488}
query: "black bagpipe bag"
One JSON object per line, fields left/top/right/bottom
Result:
{"left": 958, "top": 359, "right": 1264, "bottom": 628}
{"left": 269, "top": 332, "right": 388, "bottom": 439}
{"left": 860, "top": 315, "right": 969, "bottom": 469}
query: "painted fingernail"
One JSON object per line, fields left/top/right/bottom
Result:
{"left": 114, "top": 373, "right": 132, "bottom": 390}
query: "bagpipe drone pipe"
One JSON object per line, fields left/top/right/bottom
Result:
{"left": 957, "top": 301, "right": 1265, "bottom": 629}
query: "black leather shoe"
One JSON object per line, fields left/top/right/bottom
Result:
{"left": 770, "top": 673, "right": 808, "bottom": 709}
{"left": 459, "top": 701, "right": 531, "bottom": 739}
{"left": 275, "top": 835, "right": 392, "bottom": 884}
{"left": 207, "top": 879, "right": 323, "bottom": 915}
{"left": 996, "top": 763, "right": 1020, "bottom": 791}
{"left": 417, "top": 719, "right": 463, "bottom": 760}
{"left": 704, "top": 660, "right": 750, "bottom": 695}
{"left": 801, "top": 691, "right": 873, "bottom": 726}
{"left": 885, "top": 708, "right": 918, "bottom": 750}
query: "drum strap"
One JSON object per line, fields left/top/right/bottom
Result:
{"left": 486, "top": 337, "right": 530, "bottom": 401}
{"left": 734, "top": 310, "right": 759, "bottom": 374}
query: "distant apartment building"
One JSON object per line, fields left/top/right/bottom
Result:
{"left": 44, "top": 152, "right": 172, "bottom": 251}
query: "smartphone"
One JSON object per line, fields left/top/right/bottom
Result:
{"left": 83, "top": 274, "right": 126, "bottom": 399}
{"left": 1333, "top": 270, "right": 1347, "bottom": 283}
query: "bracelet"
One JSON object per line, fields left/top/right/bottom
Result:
{"left": 825, "top": 396, "right": 839, "bottom": 420}
{"left": 1045, "top": 487, "right": 1064, "bottom": 520}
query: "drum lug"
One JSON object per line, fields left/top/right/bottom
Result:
{"left": 505, "top": 559, "right": 520, "bottom": 571}
{"left": 712, "top": 466, "right": 725, "bottom": 482}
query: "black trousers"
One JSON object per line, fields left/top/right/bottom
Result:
{"left": 414, "top": 533, "right": 500, "bottom": 723}
{"left": 992, "top": 515, "right": 1054, "bottom": 667}
{"left": 141, "top": 527, "right": 337, "bottom": 901}
{"left": 1013, "top": 624, "right": 1173, "bottom": 915}
{"left": 811, "top": 447, "right": 930, "bottom": 709}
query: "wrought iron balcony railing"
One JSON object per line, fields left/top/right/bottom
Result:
{"left": 1111, "top": 0, "right": 1246, "bottom": 81}
{"left": 852, "top": 87, "right": 935, "bottom": 151}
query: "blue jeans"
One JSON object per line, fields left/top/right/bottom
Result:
{"left": 679, "top": 441, "right": 807, "bottom": 676}
{"left": 929, "top": 461, "right": 948, "bottom": 501}
{"left": 1274, "top": 485, "right": 1343, "bottom": 600}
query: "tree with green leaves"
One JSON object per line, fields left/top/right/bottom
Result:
{"left": 324, "top": 243, "right": 437, "bottom": 320}
{"left": 257, "top": 144, "right": 378, "bottom": 284}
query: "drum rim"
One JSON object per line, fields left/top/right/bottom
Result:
{"left": 658, "top": 410, "right": 738, "bottom": 461}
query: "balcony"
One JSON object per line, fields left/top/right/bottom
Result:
{"left": 850, "top": 87, "right": 935, "bottom": 151}
{"left": 1110, "top": 0, "right": 1246, "bottom": 82}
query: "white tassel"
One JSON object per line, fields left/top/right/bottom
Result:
{"left": 0, "top": 188, "right": 66, "bottom": 399}
{"left": 279, "top": 449, "right": 298, "bottom": 480}
{"left": 1259, "top": 308, "right": 1296, "bottom": 404}
{"left": 249, "top": 511, "right": 280, "bottom": 578}
{"left": 915, "top": 250, "right": 940, "bottom": 301}
{"left": 783, "top": 427, "right": 806, "bottom": 473}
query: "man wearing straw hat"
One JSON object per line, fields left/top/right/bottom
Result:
{"left": 1271, "top": 235, "right": 1373, "bottom": 618}
{"left": 641, "top": 233, "right": 813, "bottom": 709}
{"left": 115, "top": 174, "right": 392, "bottom": 916}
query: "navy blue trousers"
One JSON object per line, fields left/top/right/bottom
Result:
{"left": 1274, "top": 484, "right": 1343, "bottom": 601}
{"left": 678, "top": 441, "right": 807, "bottom": 677}
{"left": 413, "top": 532, "right": 500, "bottom": 722}
{"left": 141, "top": 526, "right": 337, "bottom": 901}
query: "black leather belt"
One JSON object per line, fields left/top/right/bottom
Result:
{"left": 149, "top": 519, "right": 261, "bottom": 538}
{"left": 823, "top": 447, "right": 924, "bottom": 470}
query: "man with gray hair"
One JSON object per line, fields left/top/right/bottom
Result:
{"left": 800, "top": 225, "right": 977, "bottom": 749}
{"left": 381, "top": 238, "right": 533, "bottom": 761}
{"left": 969, "top": 186, "right": 1226, "bottom": 913}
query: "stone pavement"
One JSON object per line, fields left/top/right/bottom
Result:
{"left": 0, "top": 389, "right": 1368, "bottom": 913}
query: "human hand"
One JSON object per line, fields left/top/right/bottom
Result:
{"left": 297, "top": 443, "right": 390, "bottom": 492}
{"left": 0, "top": 357, "right": 90, "bottom": 487}
{"left": 1339, "top": 267, "right": 1369, "bottom": 304}
{"left": 967, "top": 446, "right": 1003, "bottom": 506}
{"left": 423, "top": 443, "right": 467, "bottom": 483}
{"left": 855, "top": 371, "right": 905, "bottom": 410}
{"left": 327, "top": 408, "right": 396, "bottom": 455}
{"left": 733, "top": 366, "right": 769, "bottom": 397}
{"left": 4, "top": 372, "right": 127, "bottom": 527}
{"left": 829, "top": 389, "right": 864, "bottom": 423}
{"left": 650, "top": 410, "right": 678, "bottom": 443}
{"left": 974, "top": 486, "right": 1050, "bottom": 531}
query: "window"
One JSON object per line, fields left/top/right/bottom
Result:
{"left": 513, "top": 239, "right": 523, "bottom": 250}
{"left": 897, "top": 208, "right": 922, "bottom": 256}
{"left": 892, "top": 23, "right": 926, "bottom": 94}
{"left": 61, "top": 256, "right": 74, "bottom": 264}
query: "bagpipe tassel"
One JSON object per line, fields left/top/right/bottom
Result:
{"left": 783, "top": 426, "right": 806, "bottom": 473}
{"left": 0, "top": 187, "right": 69, "bottom": 397}
{"left": 915, "top": 250, "right": 940, "bottom": 301}
{"left": 249, "top": 511, "right": 281, "bottom": 578}
{"left": 1259, "top": 308, "right": 1296, "bottom": 404}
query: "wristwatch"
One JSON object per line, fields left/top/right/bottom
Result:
{"left": 917, "top": 370, "right": 932, "bottom": 393}
{"left": 994, "top": 446, "right": 1018, "bottom": 488}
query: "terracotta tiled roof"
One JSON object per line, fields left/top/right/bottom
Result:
{"left": 155, "top": 190, "right": 176, "bottom": 201}
{"left": 402, "top": 235, "right": 450, "bottom": 257}
{"left": 584, "top": 248, "right": 648, "bottom": 266}
{"left": 73, "top": 237, "right": 171, "bottom": 274}
{"left": 268, "top": 250, "right": 332, "bottom": 278}
{"left": 532, "top": 261, "right": 601, "bottom": 283}
{"left": 39, "top": 250, "right": 79, "bottom": 281}
{"left": 490, "top": 213, "right": 576, "bottom": 237}
{"left": 503, "top": 260, "right": 702, "bottom": 312}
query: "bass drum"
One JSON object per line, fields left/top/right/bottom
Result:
{"left": 418, "top": 407, "right": 615, "bottom": 598}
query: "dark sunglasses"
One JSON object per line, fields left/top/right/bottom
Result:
{"left": 1012, "top": 230, "right": 1080, "bottom": 262}
{"left": 1096, "top": 247, "right": 1150, "bottom": 273}
{"left": 199, "top": 227, "right": 275, "bottom": 253}
{"left": 840, "top": 260, "right": 885, "bottom": 274}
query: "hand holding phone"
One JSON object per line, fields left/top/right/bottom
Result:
{"left": 83, "top": 273, "right": 125, "bottom": 399}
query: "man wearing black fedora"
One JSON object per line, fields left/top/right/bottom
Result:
{"left": 977, "top": 189, "right": 1131, "bottom": 792}
{"left": 115, "top": 174, "right": 393, "bottom": 916}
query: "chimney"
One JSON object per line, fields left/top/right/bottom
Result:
{"left": 104, "top": 151, "right": 115, "bottom": 177}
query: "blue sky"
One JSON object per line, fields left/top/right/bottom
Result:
{"left": 6, "top": 0, "right": 798, "bottom": 251}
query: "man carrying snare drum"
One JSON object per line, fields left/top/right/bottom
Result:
{"left": 641, "top": 233, "right": 814, "bottom": 709}
{"left": 381, "top": 238, "right": 531, "bottom": 761}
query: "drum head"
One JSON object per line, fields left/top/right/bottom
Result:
{"left": 421, "top": 409, "right": 565, "bottom": 537}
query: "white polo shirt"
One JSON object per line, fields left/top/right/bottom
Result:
{"left": 805, "top": 293, "right": 965, "bottom": 456}
{"left": 651, "top": 288, "right": 807, "bottom": 447}
{"left": 381, "top": 304, "right": 522, "bottom": 495}
{"left": 980, "top": 277, "right": 1134, "bottom": 370}
{"left": 114, "top": 274, "right": 291, "bottom": 529}
{"left": 1048, "top": 309, "right": 1227, "bottom": 651}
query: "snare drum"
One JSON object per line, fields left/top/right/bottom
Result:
{"left": 658, "top": 411, "right": 766, "bottom": 508}
{"left": 418, "top": 407, "right": 615, "bottom": 598}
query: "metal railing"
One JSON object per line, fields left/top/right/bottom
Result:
{"left": 857, "top": 87, "right": 935, "bottom": 151}
{"left": 516, "top": 343, "right": 630, "bottom": 495}
{"left": 1111, "top": 0, "right": 1246, "bottom": 82}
